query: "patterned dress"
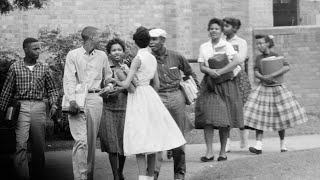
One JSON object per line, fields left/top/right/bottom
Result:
{"left": 243, "top": 52, "right": 308, "bottom": 131}
{"left": 99, "top": 63, "right": 128, "bottom": 155}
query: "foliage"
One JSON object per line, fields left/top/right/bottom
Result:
{"left": 0, "top": 0, "right": 47, "bottom": 15}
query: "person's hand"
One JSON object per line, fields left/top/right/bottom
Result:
{"left": 49, "top": 105, "right": 58, "bottom": 118}
{"left": 208, "top": 69, "right": 220, "bottom": 78}
{"left": 261, "top": 75, "right": 277, "bottom": 84}
{"left": 108, "top": 86, "right": 125, "bottom": 97}
{"left": 69, "top": 100, "right": 80, "bottom": 116}
{"left": 107, "top": 78, "right": 117, "bottom": 84}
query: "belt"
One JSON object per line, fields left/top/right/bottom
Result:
{"left": 88, "top": 90, "right": 101, "bottom": 93}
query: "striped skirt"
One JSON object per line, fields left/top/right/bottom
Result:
{"left": 244, "top": 84, "right": 308, "bottom": 131}
{"left": 195, "top": 74, "right": 244, "bottom": 129}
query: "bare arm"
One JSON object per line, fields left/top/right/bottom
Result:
{"left": 270, "top": 65, "right": 290, "bottom": 77}
{"left": 151, "top": 69, "right": 160, "bottom": 92}
{"left": 199, "top": 62, "right": 220, "bottom": 78}
{"left": 114, "top": 56, "right": 141, "bottom": 88}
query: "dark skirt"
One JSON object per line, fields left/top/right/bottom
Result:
{"left": 195, "top": 74, "right": 244, "bottom": 129}
{"left": 99, "top": 105, "right": 126, "bottom": 154}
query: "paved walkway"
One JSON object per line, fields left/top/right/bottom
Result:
{"left": 43, "top": 134, "right": 320, "bottom": 180}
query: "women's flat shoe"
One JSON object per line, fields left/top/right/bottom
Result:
{"left": 200, "top": 156, "right": 214, "bottom": 162}
{"left": 217, "top": 156, "right": 227, "bottom": 161}
{"left": 249, "top": 147, "right": 262, "bottom": 154}
{"left": 281, "top": 149, "right": 288, "bottom": 152}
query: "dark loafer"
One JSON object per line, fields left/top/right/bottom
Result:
{"left": 217, "top": 156, "right": 227, "bottom": 161}
{"left": 249, "top": 147, "right": 262, "bottom": 154}
{"left": 281, "top": 149, "right": 288, "bottom": 152}
{"left": 200, "top": 156, "right": 214, "bottom": 162}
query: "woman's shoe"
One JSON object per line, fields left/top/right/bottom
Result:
{"left": 217, "top": 156, "right": 227, "bottom": 161}
{"left": 281, "top": 149, "right": 288, "bottom": 152}
{"left": 249, "top": 147, "right": 262, "bottom": 154}
{"left": 200, "top": 156, "right": 214, "bottom": 162}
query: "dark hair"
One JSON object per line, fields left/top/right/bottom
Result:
{"left": 81, "top": 26, "right": 99, "bottom": 41}
{"left": 133, "top": 26, "right": 150, "bottom": 48}
{"left": 255, "top": 34, "right": 274, "bottom": 48}
{"left": 223, "top": 17, "right": 241, "bottom": 30}
{"left": 207, "top": 18, "right": 224, "bottom": 31}
{"left": 23, "top": 38, "right": 39, "bottom": 49}
{"left": 106, "top": 38, "right": 126, "bottom": 54}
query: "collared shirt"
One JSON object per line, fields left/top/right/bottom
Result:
{"left": 0, "top": 60, "right": 59, "bottom": 111}
{"left": 63, "top": 47, "right": 112, "bottom": 102}
{"left": 152, "top": 48, "right": 199, "bottom": 92}
{"left": 225, "top": 35, "right": 248, "bottom": 67}
{"left": 198, "top": 38, "right": 237, "bottom": 67}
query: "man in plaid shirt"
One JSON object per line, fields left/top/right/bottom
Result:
{"left": 0, "top": 38, "right": 59, "bottom": 180}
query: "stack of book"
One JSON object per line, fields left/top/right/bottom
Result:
{"left": 208, "top": 52, "right": 241, "bottom": 83}
{"left": 180, "top": 76, "right": 198, "bottom": 105}
{"left": 62, "top": 83, "right": 88, "bottom": 112}
{"left": 260, "top": 56, "right": 284, "bottom": 84}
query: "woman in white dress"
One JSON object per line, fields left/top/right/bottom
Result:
{"left": 109, "top": 26, "right": 186, "bottom": 180}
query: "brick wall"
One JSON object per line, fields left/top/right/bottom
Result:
{"left": 253, "top": 25, "right": 320, "bottom": 113}
{"left": 299, "top": 0, "right": 320, "bottom": 25}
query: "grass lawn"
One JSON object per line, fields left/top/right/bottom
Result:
{"left": 190, "top": 148, "right": 320, "bottom": 180}
{"left": 45, "top": 112, "right": 320, "bottom": 151}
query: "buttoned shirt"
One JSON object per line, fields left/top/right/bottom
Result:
{"left": 225, "top": 35, "right": 248, "bottom": 68}
{"left": 63, "top": 47, "right": 112, "bottom": 103}
{"left": 0, "top": 60, "right": 59, "bottom": 111}
{"left": 152, "top": 48, "right": 199, "bottom": 92}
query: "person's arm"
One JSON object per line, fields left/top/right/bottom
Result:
{"left": 178, "top": 53, "right": 199, "bottom": 86}
{"left": 113, "top": 56, "right": 141, "bottom": 89}
{"left": 199, "top": 62, "right": 220, "bottom": 78}
{"left": 269, "top": 62, "right": 290, "bottom": 77}
{"left": 237, "top": 40, "right": 248, "bottom": 64}
{"left": 102, "top": 53, "right": 113, "bottom": 87}
{"left": 0, "top": 65, "right": 16, "bottom": 112}
{"left": 44, "top": 68, "right": 59, "bottom": 115}
{"left": 217, "top": 43, "right": 241, "bottom": 75}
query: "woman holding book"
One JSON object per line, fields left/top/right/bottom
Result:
{"left": 244, "top": 34, "right": 308, "bottom": 154}
{"left": 99, "top": 38, "right": 130, "bottom": 180}
{"left": 223, "top": 17, "right": 252, "bottom": 151}
{"left": 195, "top": 18, "right": 244, "bottom": 162}
{"left": 109, "top": 27, "right": 186, "bottom": 180}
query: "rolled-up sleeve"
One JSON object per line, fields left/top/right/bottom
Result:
{"left": 238, "top": 40, "right": 248, "bottom": 63}
{"left": 103, "top": 54, "right": 113, "bottom": 80}
{"left": 63, "top": 52, "right": 77, "bottom": 102}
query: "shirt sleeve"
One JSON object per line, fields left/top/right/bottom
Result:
{"left": 178, "top": 53, "right": 200, "bottom": 86}
{"left": 0, "top": 65, "right": 16, "bottom": 111}
{"left": 45, "top": 67, "right": 59, "bottom": 107}
{"left": 237, "top": 39, "right": 248, "bottom": 63}
{"left": 197, "top": 45, "right": 205, "bottom": 63}
{"left": 63, "top": 52, "right": 77, "bottom": 102}
{"left": 103, "top": 53, "right": 113, "bottom": 80}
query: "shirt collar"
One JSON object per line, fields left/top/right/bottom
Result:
{"left": 22, "top": 58, "right": 41, "bottom": 68}
{"left": 209, "top": 38, "right": 228, "bottom": 49}
{"left": 80, "top": 46, "right": 96, "bottom": 55}
{"left": 151, "top": 47, "right": 168, "bottom": 58}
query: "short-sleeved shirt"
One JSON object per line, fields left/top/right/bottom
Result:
{"left": 198, "top": 38, "right": 237, "bottom": 67}
{"left": 224, "top": 35, "right": 248, "bottom": 68}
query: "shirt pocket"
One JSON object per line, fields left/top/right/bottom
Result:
{"left": 167, "top": 66, "right": 180, "bottom": 79}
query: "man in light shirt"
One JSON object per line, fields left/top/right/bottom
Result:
{"left": 63, "top": 26, "right": 112, "bottom": 180}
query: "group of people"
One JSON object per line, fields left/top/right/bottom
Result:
{"left": 0, "top": 16, "right": 308, "bottom": 180}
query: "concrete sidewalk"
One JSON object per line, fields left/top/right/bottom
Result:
{"left": 44, "top": 134, "right": 320, "bottom": 180}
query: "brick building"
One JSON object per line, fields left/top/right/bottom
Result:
{"left": 0, "top": 0, "right": 320, "bottom": 112}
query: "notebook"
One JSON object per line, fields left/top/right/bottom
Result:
{"left": 260, "top": 56, "right": 284, "bottom": 84}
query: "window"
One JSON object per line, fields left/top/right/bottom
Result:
{"left": 273, "top": 0, "right": 298, "bottom": 26}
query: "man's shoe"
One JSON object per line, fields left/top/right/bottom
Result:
{"left": 249, "top": 147, "right": 262, "bottom": 154}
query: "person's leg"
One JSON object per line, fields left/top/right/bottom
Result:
{"left": 29, "top": 101, "right": 46, "bottom": 180}
{"left": 154, "top": 151, "right": 163, "bottom": 179}
{"left": 249, "top": 130, "right": 263, "bottom": 154}
{"left": 108, "top": 153, "right": 119, "bottom": 180}
{"left": 14, "top": 101, "right": 31, "bottom": 180}
{"left": 172, "top": 145, "right": 186, "bottom": 179}
{"left": 118, "top": 155, "right": 126, "bottom": 179}
{"left": 239, "top": 129, "right": 249, "bottom": 148}
{"left": 203, "top": 125, "right": 214, "bottom": 158}
{"left": 218, "top": 127, "right": 229, "bottom": 160}
{"left": 136, "top": 154, "right": 147, "bottom": 175}
{"left": 226, "top": 130, "right": 231, "bottom": 152}
{"left": 146, "top": 153, "right": 156, "bottom": 177}
{"left": 86, "top": 94, "right": 103, "bottom": 180}
{"left": 68, "top": 113, "right": 88, "bottom": 180}
{"left": 278, "top": 130, "right": 287, "bottom": 152}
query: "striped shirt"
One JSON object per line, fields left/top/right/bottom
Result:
{"left": 0, "top": 60, "right": 59, "bottom": 111}
{"left": 153, "top": 48, "right": 199, "bottom": 92}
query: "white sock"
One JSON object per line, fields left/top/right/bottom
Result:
{"left": 254, "top": 141, "right": 262, "bottom": 150}
{"left": 280, "top": 140, "right": 287, "bottom": 150}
